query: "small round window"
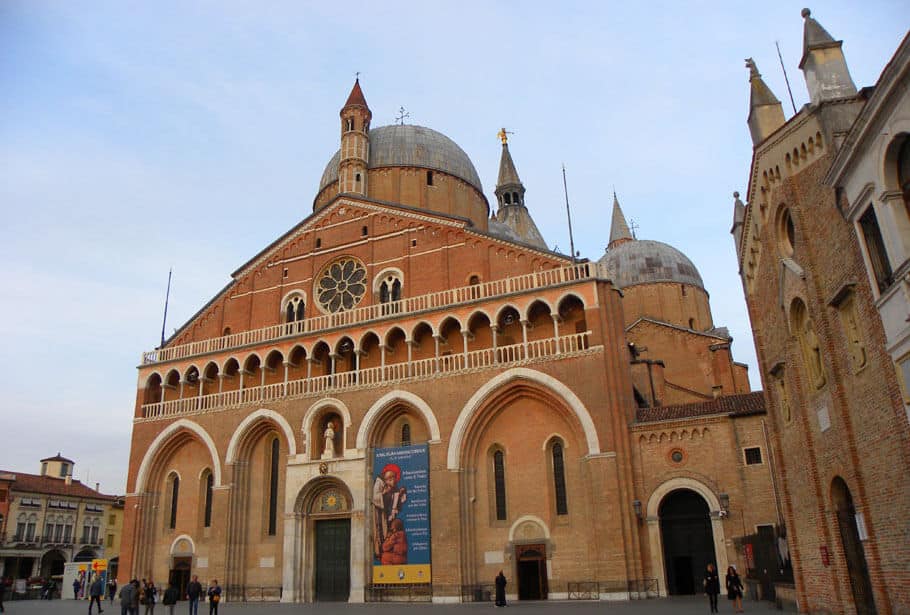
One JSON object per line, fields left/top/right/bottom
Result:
{"left": 669, "top": 449, "right": 686, "bottom": 465}
{"left": 778, "top": 208, "right": 795, "bottom": 257}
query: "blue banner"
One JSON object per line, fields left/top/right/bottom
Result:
{"left": 371, "top": 443, "right": 431, "bottom": 584}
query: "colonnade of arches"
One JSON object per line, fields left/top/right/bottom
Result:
{"left": 143, "top": 295, "right": 587, "bottom": 405}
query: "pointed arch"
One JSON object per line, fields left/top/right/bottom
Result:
{"left": 225, "top": 408, "right": 296, "bottom": 465}
{"left": 356, "top": 390, "right": 441, "bottom": 449}
{"left": 447, "top": 367, "right": 600, "bottom": 470}
{"left": 134, "top": 419, "right": 221, "bottom": 492}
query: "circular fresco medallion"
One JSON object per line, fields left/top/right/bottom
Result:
{"left": 315, "top": 257, "right": 367, "bottom": 313}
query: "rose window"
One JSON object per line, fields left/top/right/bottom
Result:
{"left": 316, "top": 257, "right": 367, "bottom": 312}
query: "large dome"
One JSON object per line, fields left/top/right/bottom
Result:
{"left": 318, "top": 124, "right": 483, "bottom": 195}
{"left": 598, "top": 239, "right": 705, "bottom": 290}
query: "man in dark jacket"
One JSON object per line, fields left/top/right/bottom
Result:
{"left": 89, "top": 575, "right": 105, "bottom": 614}
{"left": 186, "top": 576, "right": 202, "bottom": 615}
{"left": 119, "top": 580, "right": 137, "bottom": 615}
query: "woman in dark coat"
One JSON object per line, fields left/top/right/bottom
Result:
{"left": 494, "top": 571, "right": 507, "bottom": 607}
{"left": 726, "top": 565, "right": 744, "bottom": 612}
{"left": 704, "top": 563, "right": 720, "bottom": 613}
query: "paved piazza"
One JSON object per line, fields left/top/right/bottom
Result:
{"left": 0, "top": 597, "right": 785, "bottom": 615}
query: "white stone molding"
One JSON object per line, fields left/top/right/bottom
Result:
{"left": 225, "top": 408, "right": 298, "bottom": 464}
{"left": 447, "top": 367, "right": 601, "bottom": 470}
{"left": 135, "top": 419, "right": 222, "bottom": 491}
{"left": 169, "top": 533, "right": 196, "bottom": 555}
{"left": 645, "top": 476, "right": 729, "bottom": 597}
{"left": 356, "top": 390, "right": 441, "bottom": 449}
{"left": 507, "top": 514, "right": 551, "bottom": 542}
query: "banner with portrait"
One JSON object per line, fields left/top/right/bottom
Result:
{"left": 371, "top": 443, "right": 431, "bottom": 584}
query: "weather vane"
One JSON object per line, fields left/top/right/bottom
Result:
{"left": 629, "top": 219, "right": 640, "bottom": 240}
{"left": 395, "top": 106, "right": 410, "bottom": 125}
{"left": 355, "top": 71, "right": 360, "bottom": 80}
{"left": 497, "top": 127, "right": 515, "bottom": 144}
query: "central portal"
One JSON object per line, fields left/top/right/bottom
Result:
{"left": 515, "top": 544, "right": 548, "bottom": 600}
{"left": 314, "top": 519, "right": 350, "bottom": 601}
{"left": 659, "top": 489, "right": 715, "bottom": 595}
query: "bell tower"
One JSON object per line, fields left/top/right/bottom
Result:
{"left": 338, "top": 78, "right": 372, "bottom": 196}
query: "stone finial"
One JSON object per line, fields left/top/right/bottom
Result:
{"left": 801, "top": 7, "right": 811, "bottom": 18}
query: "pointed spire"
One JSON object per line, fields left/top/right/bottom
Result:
{"left": 745, "top": 58, "right": 786, "bottom": 146}
{"left": 731, "top": 191, "right": 746, "bottom": 252}
{"left": 343, "top": 78, "right": 369, "bottom": 109}
{"left": 608, "top": 192, "right": 633, "bottom": 249}
{"left": 497, "top": 141, "right": 522, "bottom": 188}
{"left": 798, "top": 9, "right": 856, "bottom": 104}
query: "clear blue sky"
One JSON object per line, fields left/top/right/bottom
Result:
{"left": 1, "top": 1, "right": 905, "bottom": 493}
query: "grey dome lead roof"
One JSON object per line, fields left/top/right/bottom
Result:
{"left": 318, "top": 124, "right": 484, "bottom": 194}
{"left": 598, "top": 239, "right": 705, "bottom": 290}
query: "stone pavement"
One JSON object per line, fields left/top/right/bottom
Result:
{"left": 0, "top": 597, "right": 786, "bottom": 615}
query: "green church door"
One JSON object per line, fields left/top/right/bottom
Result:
{"left": 314, "top": 519, "right": 350, "bottom": 601}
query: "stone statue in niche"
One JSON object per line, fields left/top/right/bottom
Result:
{"left": 802, "top": 316, "right": 826, "bottom": 389}
{"left": 322, "top": 419, "right": 336, "bottom": 459}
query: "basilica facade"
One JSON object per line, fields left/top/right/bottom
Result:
{"left": 120, "top": 79, "right": 777, "bottom": 603}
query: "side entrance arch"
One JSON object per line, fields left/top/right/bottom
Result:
{"left": 831, "top": 477, "right": 876, "bottom": 615}
{"left": 659, "top": 490, "right": 714, "bottom": 594}
{"left": 646, "top": 478, "right": 727, "bottom": 597}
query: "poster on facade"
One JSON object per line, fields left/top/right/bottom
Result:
{"left": 371, "top": 443, "right": 431, "bottom": 584}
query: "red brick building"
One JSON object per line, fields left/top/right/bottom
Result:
{"left": 121, "top": 78, "right": 776, "bottom": 603}
{"left": 734, "top": 10, "right": 910, "bottom": 614}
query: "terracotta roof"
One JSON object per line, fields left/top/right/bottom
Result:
{"left": 635, "top": 391, "right": 766, "bottom": 424}
{"left": 0, "top": 471, "right": 118, "bottom": 501}
{"left": 343, "top": 78, "right": 368, "bottom": 109}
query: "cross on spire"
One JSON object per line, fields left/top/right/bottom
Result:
{"left": 629, "top": 219, "right": 639, "bottom": 240}
{"left": 355, "top": 71, "right": 360, "bottom": 80}
{"left": 395, "top": 106, "right": 410, "bottom": 125}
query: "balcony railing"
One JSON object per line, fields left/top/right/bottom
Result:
{"left": 141, "top": 262, "right": 597, "bottom": 365}
{"left": 140, "top": 331, "right": 597, "bottom": 420}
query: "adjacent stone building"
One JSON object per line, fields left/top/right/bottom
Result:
{"left": 121, "top": 78, "right": 778, "bottom": 603}
{"left": 0, "top": 455, "right": 120, "bottom": 583}
{"left": 734, "top": 11, "right": 910, "bottom": 614}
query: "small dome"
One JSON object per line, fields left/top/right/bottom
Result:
{"left": 598, "top": 239, "right": 705, "bottom": 290}
{"left": 318, "top": 124, "right": 483, "bottom": 195}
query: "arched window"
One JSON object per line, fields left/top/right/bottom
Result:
{"left": 552, "top": 442, "right": 568, "bottom": 515}
{"left": 268, "top": 437, "right": 280, "bottom": 536}
{"left": 493, "top": 450, "right": 507, "bottom": 521}
{"left": 202, "top": 471, "right": 214, "bottom": 528}
{"left": 899, "top": 138, "right": 910, "bottom": 208}
{"left": 401, "top": 422, "right": 411, "bottom": 446}
{"left": 376, "top": 271, "right": 403, "bottom": 314}
{"left": 167, "top": 473, "right": 179, "bottom": 530}
{"left": 284, "top": 294, "right": 306, "bottom": 324}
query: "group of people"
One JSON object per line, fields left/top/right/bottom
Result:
{"left": 704, "top": 564, "right": 745, "bottom": 613}
{"left": 116, "top": 576, "right": 221, "bottom": 615}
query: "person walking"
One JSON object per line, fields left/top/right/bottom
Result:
{"left": 186, "top": 576, "right": 202, "bottom": 615}
{"left": 704, "top": 563, "right": 721, "bottom": 613}
{"left": 119, "top": 580, "right": 137, "bottom": 615}
{"left": 108, "top": 578, "right": 118, "bottom": 604}
{"left": 74, "top": 577, "right": 83, "bottom": 600}
{"left": 494, "top": 570, "right": 507, "bottom": 607}
{"left": 143, "top": 580, "right": 157, "bottom": 615}
{"left": 89, "top": 575, "right": 105, "bottom": 614}
{"left": 162, "top": 582, "right": 179, "bottom": 615}
{"left": 206, "top": 580, "right": 221, "bottom": 615}
{"left": 726, "top": 565, "right": 744, "bottom": 613}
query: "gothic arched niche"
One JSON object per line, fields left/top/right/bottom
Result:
{"left": 789, "top": 298, "right": 826, "bottom": 389}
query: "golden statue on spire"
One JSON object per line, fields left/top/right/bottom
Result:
{"left": 497, "top": 127, "right": 513, "bottom": 145}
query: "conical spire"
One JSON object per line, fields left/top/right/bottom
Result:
{"left": 497, "top": 141, "right": 522, "bottom": 187}
{"left": 798, "top": 8, "right": 856, "bottom": 104}
{"left": 731, "top": 191, "right": 746, "bottom": 253}
{"left": 745, "top": 58, "right": 786, "bottom": 146}
{"left": 608, "top": 192, "right": 633, "bottom": 249}
{"left": 343, "top": 78, "right": 369, "bottom": 109}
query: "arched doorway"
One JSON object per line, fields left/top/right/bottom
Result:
{"left": 169, "top": 536, "right": 194, "bottom": 600}
{"left": 40, "top": 550, "right": 66, "bottom": 579}
{"left": 74, "top": 548, "right": 96, "bottom": 562}
{"left": 659, "top": 489, "right": 715, "bottom": 595}
{"left": 289, "top": 478, "right": 355, "bottom": 603}
{"left": 515, "top": 544, "right": 548, "bottom": 600}
{"left": 831, "top": 477, "right": 876, "bottom": 615}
